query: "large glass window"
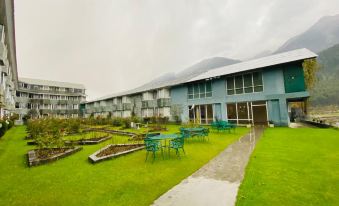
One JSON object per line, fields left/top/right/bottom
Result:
{"left": 187, "top": 81, "right": 212, "bottom": 99}
{"left": 227, "top": 103, "right": 237, "bottom": 119}
{"left": 189, "top": 104, "right": 214, "bottom": 124}
{"left": 226, "top": 71, "right": 263, "bottom": 95}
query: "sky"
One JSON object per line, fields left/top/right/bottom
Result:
{"left": 14, "top": 0, "right": 339, "bottom": 100}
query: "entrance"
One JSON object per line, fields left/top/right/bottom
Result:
{"left": 252, "top": 101, "right": 268, "bottom": 125}
{"left": 288, "top": 99, "right": 307, "bottom": 122}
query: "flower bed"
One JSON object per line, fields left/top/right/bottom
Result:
{"left": 27, "top": 147, "right": 82, "bottom": 167}
{"left": 88, "top": 144, "right": 145, "bottom": 163}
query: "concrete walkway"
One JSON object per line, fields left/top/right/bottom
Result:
{"left": 152, "top": 127, "right": 264, "bottom": 206}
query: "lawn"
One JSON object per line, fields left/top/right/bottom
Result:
{"left": 236, "top": 128, "right": 339, "bottom": 206}
{"left": 0, "top": 125, "right": 248, "bottom": 206}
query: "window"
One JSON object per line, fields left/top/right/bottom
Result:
{"left": 226, "top": 71, "right": 263, "bottom": 95}
{"left": 188, "top": 104, "right": 214, "bottom": 124}
{"left": 188, "top": 81, "right": 212, "bottom": 99}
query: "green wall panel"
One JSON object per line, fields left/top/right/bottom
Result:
{"left": 283, "top": 65, "right": 306, "bottom": 93}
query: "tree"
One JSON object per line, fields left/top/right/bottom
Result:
{"left": 302, "top": 58, "right": 321, "bottom": 90}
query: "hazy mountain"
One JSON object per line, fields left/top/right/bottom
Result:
{"left": 310, "top": 44, "right": 339, "bottom": 106}
{"left": 275, "top": 14, "right": 339, "bottom": 54}
{"left": 139, "top": 57, "right": 240, "bottom": 88}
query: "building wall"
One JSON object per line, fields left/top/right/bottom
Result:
{"left": 15, "top": 81, "right": 86, "bottom": 120}
{"left": 84, "top": 60, "right": 309, "bottom": 126}
{"left": 0, "top": 0, "right": 18, "bottom": 118}
{"left": 171, "top": 62, "right": 309, "bottom": 126}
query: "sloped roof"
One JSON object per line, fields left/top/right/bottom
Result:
{"left": 19, "top": 77, "right": 85, "bottom": 89}
{"left": 188, "top": 48, "right": 317, "bottom": 82}
{"left": 86, "top": 48, "right": 317, "bottom": 103}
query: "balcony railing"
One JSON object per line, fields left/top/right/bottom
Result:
{"left": 123, "top": 103, "right": 132, "bottom": 111}
{"left": 141, "top": 100, "right": 157, "bottom": 109}
{"left": 157, "top": 98, "right": 171, "bottom": 107}
{"left": 17, "top": 87, "right": 85, "bottom": 96}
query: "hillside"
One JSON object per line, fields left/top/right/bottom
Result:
{"left": 310, "top": 44, "right": 339, "bottom": 106}
{"left": 275, "top": 14, "right": 339, "bottom": 54}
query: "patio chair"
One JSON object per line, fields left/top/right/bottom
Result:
{"left": 144, "top": 137, "right": 163, "bottom": 162}
{"left": 168, "top": 135, "right": 185, "bottom": 158}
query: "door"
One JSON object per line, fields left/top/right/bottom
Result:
{"left": 252, "top": 105, "right": 267, "bottom": 125}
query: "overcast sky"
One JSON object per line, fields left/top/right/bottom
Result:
{"left": 14, "top": 0, "right": 339, "bottom": 100}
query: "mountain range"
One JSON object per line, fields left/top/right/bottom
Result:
{"left": 141, "top": 14, "right": 339, "bottom": 106}
{"left": 275, "top": 14, "right": 339, "bottom": 54}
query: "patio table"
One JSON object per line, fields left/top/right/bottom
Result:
{"left": 149, "top": 133, "right": 180, "bottom": 152}
{"left": 181, "top": 127, "right": 205, "bottom": 136}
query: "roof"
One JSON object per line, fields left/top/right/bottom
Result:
{"left": 86, "top": 48, "right": 317, "bottom": 103}
{"left": 188, "top": 48, "right": 317, "bottom": 82}
{"left": 19, "top": 77, "right": 85, "bottom": 89}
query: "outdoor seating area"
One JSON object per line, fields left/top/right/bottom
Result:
{"left": 211, "top": 121, "right": 237, "bottom": 133}
{"left": 144, "top": 127, "right": 210, "bottom": 162}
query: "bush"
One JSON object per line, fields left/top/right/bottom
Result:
{"left": 111, "top": 117, "right": 123, "bottom": 126}
{"left": 0, "top": 120, "right": 8, "bottom": 137}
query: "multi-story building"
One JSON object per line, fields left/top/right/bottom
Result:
{"left": 84, "top": 48, "right": 317, "bottom": 126}
{"left": 0, "top": 0, "right": 18, "bottom": 118}
{"left": 16, "top": 78, "right": 86, "bottom": 120}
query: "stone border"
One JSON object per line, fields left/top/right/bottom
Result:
{"left": 27, "top": 147, "right": 82, "bottom": 167}
{"left": 88, "top": 144, "right": 145, "bottom": 164}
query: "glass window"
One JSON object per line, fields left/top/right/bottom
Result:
{"left": 237, "top": 102, "right": 248, "bottom": 119}
{"left": 235, "top": 75, "right": 243, "bottom": 94}
{"left": 187, "top": 81, "right": 212, "bottom": 99}
{"left": 227, "top": 104, "right": 237, "bottom": 119}
{"left": 207, "top": 105, "right": 213, "bottom": 124}
{"left": 194, "top": 84, "right": 199, "bottom": 99}
{"left": 227, "top": 71, "right": 263, "bottom": 95}
{"left": 253, "top": 72, "right": 263, "bottom": 86}
{"left": 199, "top": 83, "right": 206, "bottom": 98}
{"left": 244, "top": 74, "right": 253, "bottom": 93}
{"left": 188, "top": 85, "right": 193, "bottom": 99}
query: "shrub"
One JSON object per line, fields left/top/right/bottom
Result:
{"left": 0, "top": 120, "right": 8, "bottom": 137}
{"left": 112, "top": 117, "right": 123, "bottom": 126}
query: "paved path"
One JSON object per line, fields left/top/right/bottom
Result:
{"left": 152, "top": 127, "right": 264, "bottom": 206}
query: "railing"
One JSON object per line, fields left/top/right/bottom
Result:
{"left": 123, "top": 103, "right": 132, "bottom": 110}
{"left": 157, "top": 98, "right": 171, "bottom": 107}
{"left": 141, "top": 100, "right": 157, "bottom": 109}
{"left": 17, "top": 87, "right": 85, "bottom": 96}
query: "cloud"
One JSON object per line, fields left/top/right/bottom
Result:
{"left": 14, "top": 0, "right": 339, "bottom": 100}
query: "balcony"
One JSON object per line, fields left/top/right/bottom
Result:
{"left": 157, "top": 98, "right": 171, "bottom": 107}
{"left": 17, "top": 87, "right": 85, "bottom": 96}
{"left": 115, "top": 104, "right": 123, "bottom": 111}
{"left": 141, "top": 100, "right": 157, "bottom": 109}
{"left": 0, "top": 42, "right": 7, "bottom": 67}
{"left": 123, "top": 103, "right": 132, "bottom": 111}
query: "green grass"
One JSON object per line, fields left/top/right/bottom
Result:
{"left": 0, "top": 125, "right": 248, "bottom": 206}
{"left": 236, "top": 128, "right": 339, "bottom": 206}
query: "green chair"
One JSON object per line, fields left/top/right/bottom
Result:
{"left": 144, "top": 137, "right": 163, "bottom": 162}
{"left": 169, "top": 135, "right": 185, "bottom": 158}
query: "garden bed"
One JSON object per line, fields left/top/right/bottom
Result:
{"left": 65, "top": 135, "right": 111, "bottom": 145}
{"left": 27, "top": 147, "right": 82, "bottom": 167}
{"left": 88, "top": 144, "right": 145, "bottom": 163}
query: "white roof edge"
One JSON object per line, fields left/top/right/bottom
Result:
{"left": 19, "top": 77, "right": 86, "bottom": 89}
{"left": 187, "top": 48, "right": 317, "bottom": 83}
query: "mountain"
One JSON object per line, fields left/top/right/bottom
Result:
{"left": 275, "top": 14, "right": 339, "bottom": 54}
{"left": 310, "top": 44, "right": 339, "bottom": 106}
{"left": 138, "top": 57, "right": 240, "bottom": 89}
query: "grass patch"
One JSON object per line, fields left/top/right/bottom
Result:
{"left": 0, "top": 125, "right": 248, "bottom": 206}
{"left": 236, "top": 128, "right": 339, "bottom": 206}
